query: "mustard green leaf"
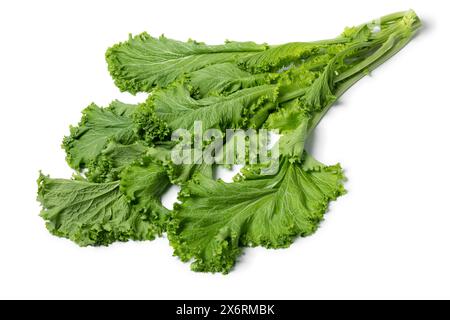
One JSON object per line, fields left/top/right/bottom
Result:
{"left": 86, "top": 141, "right": 148, "bottom": 182}
{"left": 149, "top": 83, "right": 279, "bottom": 131}
{"left": 38, "top": 10, "right": 422, "bottom": 274}
{"left": 63, "top": 101, "right": 137, "bottom": 171}
{"left": 119, "top": 157, "right": 171, "bottom": 213}
{"left": 189, "top": 63, "right": 271, "bottom": 97}
{"left": 238, "top": 42, "right": 319, "bottom": 73}
{"left": 37, "top": 173, "right": 163, "bottom": 246}
{"left": 106, "top": 33, "right": 267, "bottom": 94}
{"left": 168, "top": 155, "right": 345, "bottom": 273}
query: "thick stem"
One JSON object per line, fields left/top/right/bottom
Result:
{"left": 277, "top": 88, "right": 307, "bottom": 103}
{"left": 307, "top": 29, "right": 418, "bottom": 135}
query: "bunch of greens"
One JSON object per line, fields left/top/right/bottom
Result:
{"left": 38, "top": 11, "right": 420, "bottom": 273}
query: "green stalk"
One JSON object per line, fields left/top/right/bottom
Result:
{"left": 307, "top": 28, "right": 419, "bottom": 135}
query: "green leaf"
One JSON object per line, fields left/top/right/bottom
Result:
{"left": 300, "top": 58, "right": 338, "bottom": 111}
{"left": 106, "top": 33, "right": 267, "bottom": 94}
{"left": 266, "top": 101, "right": 311, "bottom": 162}
{"left": 169, "top": 163, "right": 214, "bottom": 184}
{"left": 108, "top": 100, "right": 137, "bottom": 117}
{"left": 149, "top": 83, "right": 279, "bottom": 131}
{"left": 189, "top": 63, "right": 271, "bottom": 97}
{"left": 168, "top": 155, "right": 345, "bottom": 273}
{"left": 87, "top": 141, "right": 148, "bottom": 182}
{"left": 37, "top": 173, "right": 163, "bottom": 246}
{"left": 145, "top": 143, "right": 214, "bottom": 184}
{"left": 133, "top": 102, "right": 170, "bottom": 145}
{"left": 63, "top": 101, "right": 137, "bottom": 170}
{"left": 278, "top": 117, "right": 310, "bottom": 161}
{"left": 238, "top": 42, "right": 318, "bottom": 72}
{"left": 119, "top": 157, "right": 171, "bottom": 213}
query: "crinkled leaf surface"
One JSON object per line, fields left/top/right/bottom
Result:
{"left": 37, "top": 174, "right": 163, "bottom": 246}
{"left": 149, "top": 83, "right": 279, "bottom": 130}
{"left": 120, "top": 158, "right": 171, "bottom": 213}
{"left": 106, "top": 33, "right": 267, "bottom": 93}
{"left": 168, "top": 155, "right": 345, "bottom": 273}
{"left": 189, "top": 63, "right": 271, "bottom": 98}
{"left": 87, "top": 141, "right": 148, "bottom": 182}
{"left": 63, "top": 101, "right": 137, "bottom": 170}
{"left": 239, "top": 42, "right": 318, "bottom": 72}
{"left": 38, "top": 10, "right": 421, "bottom": 274}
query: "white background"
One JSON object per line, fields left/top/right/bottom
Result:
{"left": 0, "top": 0, "right": 449, "bottom": 300}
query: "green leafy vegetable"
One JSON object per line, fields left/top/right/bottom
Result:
{"left": 86, "top": 141, "right": 148, "bottom": 182}
{"left": 169, "top": 155, "right": 345, "bottom": 273}
{"left": 119, "top": 157, "right": 171, "bottom": 213}
{"left": 189, "top": 63, "right": 271, "bottom": 98}
{"left": 37, "top": 173, "right": 165, "bottom": 246}
{"left": 106, "top": 33, "right": 267, "bottom": 94}
{"left": 63, "top": 101, "right": 137, "bottom": 170}
{"left": 38, "top": 10, "right": 421, "bottom": 273}
{"left": 147, "top": 82, "right": 279, "bottom": 131}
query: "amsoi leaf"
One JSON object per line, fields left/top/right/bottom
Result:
{"left": 37, "top": 173, "right": 163, "bottom": 246}
{"left": 148, "top": 83, "right": 279, "bottom": 130}
{"left": 63, "top": 101, "right": 137, "bottom": 170}
{"left": 106, "top": 33, "right": 267, "bottom": 94}
{"left": 168, "top": 155, "right": 345, "bottom": 273}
